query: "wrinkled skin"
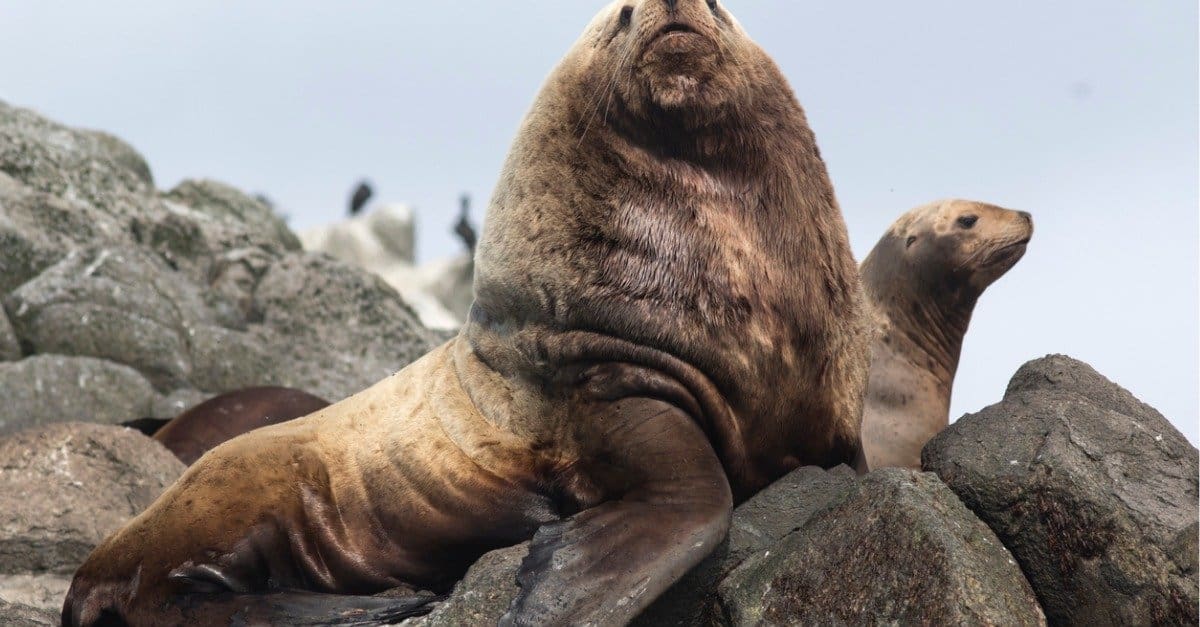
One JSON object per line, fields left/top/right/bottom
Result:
{"left": 63, "top": 1, "right": 870, "bottom": 625}
{"left": 859, "top": 199, "right": 1034, "bottom": 470}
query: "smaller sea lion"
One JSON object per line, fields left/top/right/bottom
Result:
{"left": 859, "top": 199, "right": 1033, "bottom": 470}
{"left": 152, "top": 386, "right": 330, "bottom": 465}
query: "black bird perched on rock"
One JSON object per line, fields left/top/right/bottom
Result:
{"left": 348, "top": 180, "right": 373, "bottom": 216}
{"left": 454, "top": 193, "right": 477, "bottom": 253}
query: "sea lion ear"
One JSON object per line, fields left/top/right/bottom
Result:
{"left": 168, "top": 563, "right": 249, "bottom": 595}
{"left": 500, "top": 400, "right": 732, "bottom": 626}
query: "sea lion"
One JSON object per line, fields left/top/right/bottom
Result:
{"left": 859, "top": 199, "right": 1033, "bottom": 470}
{"left": 63, "top": 1, "right": 870, "bottom": 625}
{"left": 152, "top": 387, "right": 331, "bottom": 465}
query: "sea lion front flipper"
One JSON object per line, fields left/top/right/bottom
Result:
{"left": 502, "top": 400, "right": 733, "bottom": 626}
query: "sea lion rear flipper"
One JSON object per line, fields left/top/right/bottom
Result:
{"left": 501, "top": 401, "right": 733, "bottom": 626}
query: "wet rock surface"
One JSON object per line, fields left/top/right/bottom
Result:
{"left": 924, "top": 354, "right": 1199, "bottom": 625}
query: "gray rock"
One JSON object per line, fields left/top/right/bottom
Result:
{"left": 0, "top": 172, "right": 127, "bottom": 295}
{"left": 0, "top": 422, "right": 185, "bottom": 575}
{"left": 0, "top": 305, "right": 20, "bottom": 361}
{"left": 0, "top": 99, "right": 154, "bottom": 221}
{"left": 399, "top": 466, "right": 860, "bottom": 626}
{"left": 149, "top": 388, "right": 210, "bottom": 420}
{"left": 401, "top": 544, "right": 526, "bottom": 627}
{"left": 717, "top": 470, "right": 1045, "bottom": 626}
{"left": 164, "top": 179, "right": 301, "bottom": 252}
{"left": 635, "top": 465, "right": 859, "bottom": 626}
{"left": 5, "top": 247, "right": 199, "bottom": 390}
{"left": 251, "top": 253, "right": 437, "bottom": 401}
{"left": 923, "top": 354, "right": 1199, "bottom": 625}
{"left": 0, "top": 573, "right": 70, "bottom": 616}
{"left": 186, "top": 324, "right": 276, "bottom": 393}
{"left": 0, "top": 356, "right": 157, "bottom": 435}
{"left": 0, "top": 597, "right": 57, "bottom": 627}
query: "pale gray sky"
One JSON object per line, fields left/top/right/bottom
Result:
{"left": 2, "top": 1, "right": 1196, "bottom": 442}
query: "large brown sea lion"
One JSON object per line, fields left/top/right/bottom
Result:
{"left": 859, "top": 199, "right": 1033, "bottom": 470}
{"left": 63, "top": 1, "right": 870, "bottom": 625}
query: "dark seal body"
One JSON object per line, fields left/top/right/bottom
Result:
{"left": 153, "top": 386, "right": 330, "bottom": 465}
{"left": 63, "top": 1, "right": 869, "bottom": 625}
{"left": 860, "top": 199, "right": 1033, "bottom": 470}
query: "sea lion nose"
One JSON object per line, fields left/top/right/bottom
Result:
{"left": 1017, "top": 211, "right": 1032, "bottom": 224}
{"left": 664, "top": 0, "right": 677, "bottom": 11}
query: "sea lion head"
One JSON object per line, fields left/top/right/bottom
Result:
{"left": 880, "top": 199, "right": 1034, "bottom": 296}
{"left": 566, "top": 0, "right": 765, "bottom": 123}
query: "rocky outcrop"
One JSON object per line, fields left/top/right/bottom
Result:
{"left": 0, "top": 99, "right": 440, "bottom": 434}
{"left": 924, "top": 354, "right": 1199, "bottom": 625}
{"left": 0, "top": 356, "right": 156, "bottom": 436}
{"left": 401, "top": 467, "right": 1043, "bottom": 626}
{"left": 0, "top": 423, "right": 185, "bottom": 576}
{"left": 716, "top": 470, "right": 1044, "bottom": 625}
{"left": 0, "top": 573, "right": 70, "bottom": 619}
{"left": 299, "top": 204, "right": 472, "bottom": 331}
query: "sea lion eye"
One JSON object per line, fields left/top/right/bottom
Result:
{"left": 956, "top": 215, "right": 978, "bottom": 229}
{"left": 619, "top": 6, "right": 633, "bottom": 27}
{"left": 906, "top": 236, "right": 917, "bottom": 248}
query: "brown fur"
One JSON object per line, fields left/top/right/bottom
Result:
{"left": 859, "top": 199, "right": 1033, "bottom": 470}
{"left": 153, "top": 387, "right": 330, "bottom": 465}
{"left": 63, "top": 2, "right": 869, "bottom": 624}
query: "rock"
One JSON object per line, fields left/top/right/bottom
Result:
{"left": 164, "top": 179, "right": 302, "bottom": 253}
{"left": 0, "top": 422, "right": 185, "bottom": 575}
{"left": 0, "top": 99, "right": 154, "bottom": 220}
{"left": 0, "top": 356, "right": 157, "bottom": 435}
{"left": 186, "top": 324, "right": 276, "bottom": 393}
{"left": 0, "top": 171, "right": 127, "bottom": 296}
{"left": 5, "top": 247, "right": 200, "bottom": 390}
{"left": 149, "top": 388, "right": 210, "bottom": 421}
{"left": 299, "top": 206, "right": 467, "bottom": 331}
{"left": 0, "top": 305, "right": 20, "bottom": 361}
{"left": 251, "top": 253, "right": 437, "bottom": 401}
{"left": 401, "top": 544, "right": 526, "bottom": 627}
{"left": 923, "top": 354, "right": 1198, "bottom": 625}
{"left": 0, "top": 573, "right": 70, "bottom": 616}
{"left": 635, "top": 466, "right": 859, "bottom": 626}
{"left": 300, "top": 203, "right": 415, "bottom": 268}
{"left": 399, "top": 466, "right": 861, "bottom": 626}
{"left": 0, "top": 597, "right": 58, "bottom": 627}
{"left": 717, "top": 470, "right": 1045, "bottom": 625}
{"left": 416, "top": 254, "right": 474, "bottom": 322}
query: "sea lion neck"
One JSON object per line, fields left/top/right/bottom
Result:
{"left": 862, "top": 242, "right": 978, "bottom": 392}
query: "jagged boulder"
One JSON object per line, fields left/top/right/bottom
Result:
{"left": 5, "top": 247, "right": 204, "bottom": 390}
{"left": 923, "top": 354, "right": 1199, "bottom": 625}
{"left": 0, "top": 422, "right": 185, "bottom": 575}
{"left": 0, "top": 99, "right": 441, "bottom": 438}
{"left": 0, "top": 356, "right": 157, "bottom": 435}
{"left": 717, "top": 470, "right": 1045, "bottom": 625}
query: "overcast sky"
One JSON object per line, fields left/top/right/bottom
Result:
{"left": 2, "top": 1, "right": 1196, "bottom": 443}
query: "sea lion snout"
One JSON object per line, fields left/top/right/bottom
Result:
{"left": 61, "top": 576, "right": 125, "bottom": 627}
